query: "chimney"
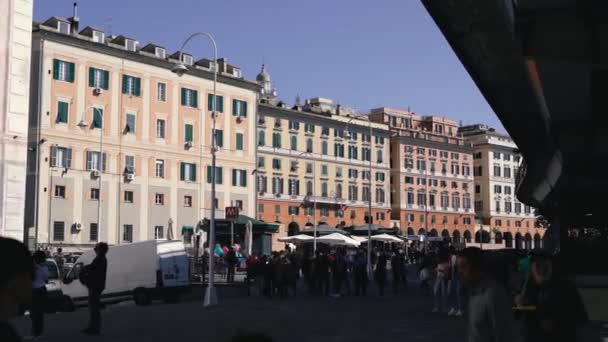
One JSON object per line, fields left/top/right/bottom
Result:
{"left": 217, "top": 58, "right": 228, "bottom": 73}
{"left": 336, "top": 104, "right": 341, "bottom": 116}
{"left": 69, "top": 2, "right": 80, "bottom": 35}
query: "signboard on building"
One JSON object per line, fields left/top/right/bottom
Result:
{"left": 226, "top": 206, "right": 239, "bottom": 219}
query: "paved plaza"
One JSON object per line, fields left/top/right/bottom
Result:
{"left": 11, "top": 288, "right": 466, "bottom": 342}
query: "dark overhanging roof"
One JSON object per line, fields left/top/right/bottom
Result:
{"left": 33, "top": 25, "right": 261, "bottom": 92}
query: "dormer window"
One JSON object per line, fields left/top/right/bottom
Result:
{"left": 155, "top": 47, "right": 166, "bottom": 59}
{"left": 92, "top": 30, "right": 105, "bottom": 43}
{"left": 125, "top": 39, "right": 138, "bottom": 52}
{"left": 58, "top": 21, "right": 70, "bottom": 35}
{"left": 182, "top": 55, "right": 193, "bottom": 66}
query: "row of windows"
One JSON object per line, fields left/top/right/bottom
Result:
{"left": 55, "top": 104, "right": 245, "bottom": 149}
{"left": 405, "top": 191, "right": 471, "bottom": 210}
{"left": 404, "top": 146, "right": 464, "bottom": 160}
{"left": 258, "top": 157, "right": 386, "bottom": 180}
{"left": 492, "top": 151, "right": 521, "bottom": 163}
{"left": 50, "top": 146, "right": 247, "bottom": 186}
{"left": 261, "top": 119, "right": 385, "bottom": 144}
{"left": 403, "top": 158, "right": 471, "bottom": 175}
{"left": 260, "top": 204, "right": 387, "bottom": 220}
{"left": 494, "top": 201, "right": 531, "bottom": 214}
{"left": 53, "top": 59, "right": 248, "bottom": 115}
{"left": 473, "top": 165, "right": 519, "bottom": 178}
{"left": 52, "top": 185, "right": 244, "bottom": 211}
{"left": 404, "top": 214, "right": 473, "bottom": 225}
{"left": 259, "top": 131, "right": 384, "bottom": 162}
{"left": 404, "top": 176, "right": 469, "bottom": 190}
{"left": 51, "top": 221, "right": 201, "bottom": 243}
{"left": 257, "top": 176, "right": 387, "bottom": 202}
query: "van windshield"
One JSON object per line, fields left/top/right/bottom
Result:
{"left": 42, "top": 261, "right": 59, "bottom": 279}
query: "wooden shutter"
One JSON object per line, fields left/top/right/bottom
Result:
{"left": 89, "top": 67, "right": 95, "bottom": 87}
{"left": 102, "top": 152, "right": 107, "bottom": 172}
{"left": 208, "top": 93, "right": 213, "bottom": 111}
{"left": 50, "top": 146, "right": 57, "bottom": 166}
{"left": 68, "top": 62, "right": 75, "bottom": 82}
{"left": 185, "top": 124, "right": 193, "bottom": 142}
{"left": 122, "top": 75, "right": 128, "bottom": 94}
{"left": 181, "top": 88, "right": 186, "bottom": 106}
{"left": 217, "top": 167, "right": 223, "bottom": 184}
{"left": 66, "top": 148, "right": 72, "bottom": 168}
{"left": 240, "top": 170, "right": 247, "bottom": 187}
{"left": 207, "top": 166, "right": 212, "bottom": 184}
{"left": 53, "top": 59, "right": 60, "bottom": 80}
{"left": 192, "top": 90, "right": 198, "bottom": 108}
{"left": 218, "top": 96, "right": 224, "bottom": 112}
{"left": 242, "top": 101, "right": 247, "bottom": 117}
{"left": 232, "top": 99, "right": 238, "bottom": 116}
{"left": 236, "top": 133, "right": 243, "bottom": 150}
{"left": 134, "top": 77, "right": 141, "bottom": 96}
{"left": 232, "top": 169, "right": 237, "bottom": 186}
{"left": 180, "top": 163, "right": 185, "bottom": 181}
{"left": 216, "top": 130, "right": 223, "bottom": 147}
{"left": 102, "top": 70, "right": 109, "bottom": 90}
{"left": 191, "top": 164, "right": 196, "bottom": 182}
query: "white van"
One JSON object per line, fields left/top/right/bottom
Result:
{"left": 61, "top": 240, "right": 190, "bottom": 309}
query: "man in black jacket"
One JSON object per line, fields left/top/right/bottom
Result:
{"left": 82, "top": 242, "right": 108, "bottom": 335}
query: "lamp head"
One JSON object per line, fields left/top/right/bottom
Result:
{"left": 171, "top": 63, "right": 188, "bottom": 77}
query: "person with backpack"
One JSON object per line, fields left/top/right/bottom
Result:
{"left": 80, "top": 242, "right": 108, "bottom": 335}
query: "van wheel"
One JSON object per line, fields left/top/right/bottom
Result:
{"left": 133, "top": 288, "right": 151, "bottom": 306}
{"left": 62, "top": 296, "right": 75, "bottom": 312}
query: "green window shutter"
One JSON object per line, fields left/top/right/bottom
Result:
{"left": 241, "top": 171, "right": 247, "bottom": 187}
{"left": 122, "top": 75, "right": 128, "bottom": 94}
{"left": 192, "top": 90, "right": 198, "bottom": 108}
{"left": 219, "top": 96, "right": 224, "bottom": 112}
{"left": 180, "top": 163, "right": 185, "bottom": 181}
{"left": 217, "top": 167, "right": 223, "bottom": 184}
{"left": 102, "top": 152, "right": 107, "bottom": 172}
{"left": 181, "top": 88, "right": 186, "bottom": 106}
{"left": 242, "top": 101, "right": 247, "bottom": 117}
{"left": 192, "top": 164, "right": 196, "bottom": 182}
{"left": 50, "top": 146, "right": 57, "bottom": 166}
{"left": 53, "top": 59, "right": 60, "bottom": 80}
{"left": 232, "top": 99, "right": 237, "bottom": 116}
{"left": 89, "top": 68, "right": 95, "bottom": 87}
{"left": 93, "top": 108, "right": 103, "bottom": 128}
{"left": 232, "top": 169, "right": 237, "bottom": 186}
{"left": 185, "top": 124, "right": 193, "bottom": 142}
{"left": 207, "top": 166, "right": 212, "bottom": 184}
{"left": 208, "top": 94, "right": 213, "bottom": 111}
{"left": 68, "top": 62, "right": 75, "bottom": 82}
{"left": 134, "top": 77, "right": 141, "bottom": 96}
{"left": 236, "top": 133, "right": 243, "bottom": 150}
{"left": 66, "top": 148, "right": 72, "bottom": 168}
{"left": 216, "top": 130, "right": 223, "bottom": 147}
{"left": 57, "top": 101, "right": 68, "bottom": 123}
{"left": 102, "top": 70, "right": 109, "bottom": 90}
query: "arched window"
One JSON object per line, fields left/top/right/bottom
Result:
{"left": 290, "top": 136, "right": 297, "bottom": 150}
{"left": 336, "top": 183, "right": 343, "bottom": 199}
{"left": 306, "top": 181, "right": 313, "bottom": 196}
{"left": 452, "top": 193, "right": 460, "bottom": 210}
{"left": 407, "top": 189, "right": 415, "bottom": 205}
{"left": 463, "top": 193, "right": 471, "bottom": 209}
{"left": 272, "top": 132, "right": 281, "bottom": 148}
{"left": 321, "top": 182, "right": 328, "bottom": 197}
{"left": 441, "top": 192, "right": 449, "bottom": 209}
{"left": 306, "top": 138, "right": 313, "bottom": 153}
{"left": 321, "top": 141, "right": 328, "bottom": 155}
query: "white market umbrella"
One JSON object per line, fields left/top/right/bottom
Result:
{"left": 370, "top": 233, "right": 404, "bottom": 243}
{"left": 315, "top": 233, "right": 360, "bottom": 247}
{"left": 351, "top": 236, "right": 369, "bottom": 243}
{"left": 244, "top": 220, "right": 253, "bottom": 256}
{"left": 278, "top": 234, "right": 314, "bottom": 243}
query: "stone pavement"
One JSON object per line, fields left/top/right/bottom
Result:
{"left": 11, "top": 287, "right": 467, "bottom": 342}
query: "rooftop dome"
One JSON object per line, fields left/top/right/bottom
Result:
{"left": 256, "top": 64, "right": 271, "bottom": 83}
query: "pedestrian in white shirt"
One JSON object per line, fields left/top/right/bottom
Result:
{"left": 29, "top": 250, "right": 49, "bottom": 339}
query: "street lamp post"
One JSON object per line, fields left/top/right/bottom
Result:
{"left": 295, "top": 151, "right": 317, "bottom": 252}
{"left": 172, "top": 32, "right": 218, "bottom": 307}
{"left": 343, "top": 116, "right": 374, "bottom": 278}
{"left": 78, "top": 106, "right": 104, "bottom": 242}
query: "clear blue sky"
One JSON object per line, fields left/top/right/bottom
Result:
{"left": 34, "top": 0, "right": 504, "bottom": 131}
